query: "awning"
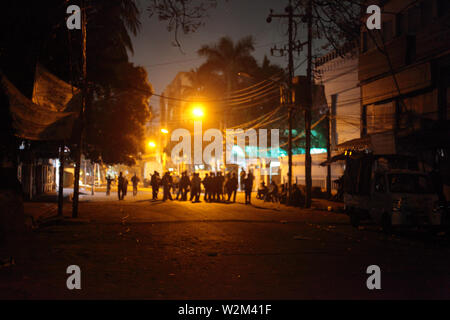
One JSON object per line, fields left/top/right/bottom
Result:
{"left": 320, "top": 153, "right": 346, "bottom": 166}
{"left": 336, "top": 136, "right": 371, "bottom": 153}
{"left": 1, "top": 68, "right": 80, "bottom": 141}
{"left": 32, "top": 64, "right": 81, "bottom": 113}
{"left": 336, "top": 131, "right": 396, "bottom": 155}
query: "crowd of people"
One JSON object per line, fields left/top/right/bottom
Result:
{"left": 105, "top": 170, "right": 306, "bottom": 207}
{"left": 148, "top": 170, "right": 255, "bottom": 204}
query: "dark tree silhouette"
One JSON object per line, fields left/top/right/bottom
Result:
{"left": 147, "top": 0, "right": 222, "bottom": 48}
{"left": 0, "top": 0, "right": 152, "bottom": 166}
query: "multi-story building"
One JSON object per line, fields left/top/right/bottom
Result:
{"left": 316, "top": 43, "right": 361, "bottom": 150}
{"left": 314, "top": 43, "right": 361, "bottom": 191}
{"left": 357, "top": 0, "right": 450, "bottom": 197}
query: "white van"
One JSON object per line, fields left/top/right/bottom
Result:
{"left": 345, "top": 169, "right": 444, "bottom": 232}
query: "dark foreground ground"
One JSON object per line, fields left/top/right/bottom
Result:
{"left": 1, "top": 190, "right": 449, "bottom": 299}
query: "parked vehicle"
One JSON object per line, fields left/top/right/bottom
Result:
{"left": 343, "top": 154, "right": 446, "bottom": 232}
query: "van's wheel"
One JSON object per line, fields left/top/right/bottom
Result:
{"left": 381, "top": 213, "right": 392, "bottom": 234}
{"left": 349, "top": 208, "right": 360, "bottom": 228}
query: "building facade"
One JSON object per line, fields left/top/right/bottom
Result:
{"left": 358, "top": 0, "right": 450, "bottom": 197}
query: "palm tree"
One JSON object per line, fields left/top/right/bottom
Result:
{"left": 182, "top": 65, "right": 223, "bottom": 99}
{"left": 197, "top": 36, "right": 257, "bottom": 94}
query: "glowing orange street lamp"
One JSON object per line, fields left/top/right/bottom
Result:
{"left": 160, "top": 128, "right": 169, "bottom": 134}
{"left": 191, "top": 103, "right": 205, "bottom": 118}
{"left": 148, "top": 141, "right": 156, "bottom": 148}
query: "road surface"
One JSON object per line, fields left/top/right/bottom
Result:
{"left": 1, "top": 190, "right": 449, "bottom": 299}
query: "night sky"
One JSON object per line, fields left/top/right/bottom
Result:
{"left": 130, "top": 0, "right": 304, "bottom": 111}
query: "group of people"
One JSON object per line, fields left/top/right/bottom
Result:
{"left": 105, "top": 170, "right": 305, "bottom": 206}
{"left": 256, "top": 181, "right": 305, "bottom": 206}
{"left": 106, "top": 172, "right": 140, "bottom": 200}
{"left": 149, "top": 170, "right": 255, "bottom": 204}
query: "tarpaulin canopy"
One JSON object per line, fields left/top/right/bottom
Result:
{"left": 1, "top": 65, "right": 81, "bottom": 141}
{"left": 32, "top": 64, "right": 81, "bottom": 113}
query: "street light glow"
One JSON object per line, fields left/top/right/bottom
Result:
{"left": 160, "top": 128, "right": 169, "bottom": 134}
{"left": 191, "top": 104, "right": 205, "bottom": 118}
{"left": 148, "top": 141, "right": 156, "bottom": 148}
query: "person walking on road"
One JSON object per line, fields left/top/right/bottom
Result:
{"left": 131, "top": 173, "right": 140, "bottom": 196}
{"left": 150, "top": 171, "right": 160, "bottom": 200}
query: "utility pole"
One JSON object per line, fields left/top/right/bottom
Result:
{"left": 304, "top": 0, "right": 313, "bottom": 208}
{"left": 57, "top": 145, "right": 65, "bottom": 216}
{"left": 267, "top": 0, "right": 302, "bottom": 204}
{"left": 326, "top": 107, "right": 331, "bottom": 199}
{"left": 72, "top": 1, "right": 87, "bottom": 218}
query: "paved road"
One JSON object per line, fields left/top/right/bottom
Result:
{"left": 1, "top": 191, "right": 449, "bottom": 299}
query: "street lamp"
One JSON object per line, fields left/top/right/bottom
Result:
{"left": 160, "top": 128, "right": 169, "bottom": 134}
{"left": 148, "top": 141, "right": 156, "bottom": 148}
{"left": 191, "top": 103, "right": 205, "bottom": 118}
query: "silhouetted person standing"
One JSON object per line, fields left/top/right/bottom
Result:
{"left": 150, "top": 171, "right": 160, "bottom": 200}
{"left": 209, "top": 172, "right": 216, "bottom": 202}
{"left": 217, "top": 171, "right": 225, "bottom": 202}
{"left": 240, "top": 169, "right": 246, "bottom": 191}
{"left": 162, "top": 172, "right": 173, "bottom": 201}
{"left": 202, "top": 173, "right": 210, "bottom": 202}
{"left": 122, "top": 176, "right": 128, "bottom": 199}
{"left": 118, "top": 172, "right": 125, "bottom": 200}
{"left": 131, "top": 173, "right": 140, "bottom": 196}
{"left": 178, "top": 171, "right": 190, "bottom": 201}
{"left": 106, "top": 175, "right": 113, "bottom": 196}
{"left": 228, "top": 172, "right": 238, "bottom": 202}
{"left": 190, "top": 172, "right": 201, "bottom": 202}
{"left": 244, "top": 171, "right": 254, "bottom": 205}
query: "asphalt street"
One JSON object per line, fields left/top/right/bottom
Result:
{"left": 1, "top": 189, "right": 449, "bottom": 299}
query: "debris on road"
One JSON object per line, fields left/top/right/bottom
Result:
{"left": 293, "top": 235, "right": 314, "bottom": 241}
{"left": 206, "top": 252, "right": 218, "bottom": 257}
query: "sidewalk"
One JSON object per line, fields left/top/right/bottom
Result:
{"left": 24, "top": 202, "right": 58, "bottom": 222}
{"left": 23, "top": 188, "right": 72, "bottom": 222}
{"left": 311, "top": 198, "right": 345, "bottom": 213}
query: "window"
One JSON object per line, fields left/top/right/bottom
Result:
{"left": 362, "top": 31, "right": 376, "bottom": 52}
{"left": 366, "top": 102, "right": 395, "bottom": 135}
{"left": 406, "top": 35, "right": 416, "bottom": 64}
{"left": 407, "top": 5, "right": 421, "bottom": 33}
{"left": 388, "top": 174, "right": 434, "bottom": 194}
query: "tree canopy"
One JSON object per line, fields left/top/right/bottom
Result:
{"left": 0, "top": 0, "right": 153, "bottom": 166}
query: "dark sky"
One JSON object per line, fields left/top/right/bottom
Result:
{"left": 130, "top": 0, "right": 307, "bottom": 109}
